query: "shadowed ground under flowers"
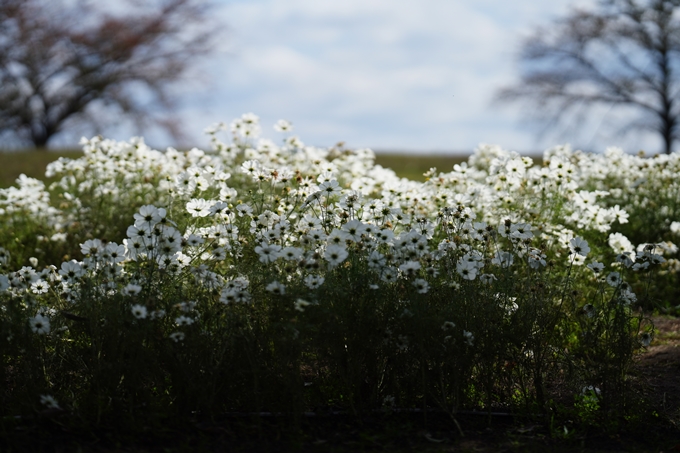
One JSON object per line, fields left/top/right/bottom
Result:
{"left": 633, "top": 316, "right": 680, "bottom": 427}
{"left": 3, "top": 315, "right": 680, "bottom": 453}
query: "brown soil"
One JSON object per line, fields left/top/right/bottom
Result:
{"left": 633, "top": 315, "right": 680, "bottom": 426}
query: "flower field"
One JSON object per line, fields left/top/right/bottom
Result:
{"left": 1, "top": 114, "right": 680, "bottom": 440}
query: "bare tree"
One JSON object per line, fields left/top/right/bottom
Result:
{"left": 496, "top": 0, "right": 680, "bottom": 154}
{"left": 0, "top": 0, "right": 217, "bottom": 148}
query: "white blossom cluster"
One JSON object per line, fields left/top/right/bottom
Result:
{"left": 0, "top": 113, "right": 676, "bottom": 345}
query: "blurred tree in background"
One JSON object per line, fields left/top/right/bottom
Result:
{"left": 497, "top": 0, "right": 680, "bottom": 154}
{"left": 0, "top": 0, "right": 216, "bottom": 148}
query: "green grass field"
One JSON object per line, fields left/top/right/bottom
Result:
{"left": 0, "top": 149, "right": 83, "bottom": 188}
{"left": 0, "top": 150, "right": 474, "bottom": 187}
{"left": 374, "top": 153, "right": 469, "bottom": 180}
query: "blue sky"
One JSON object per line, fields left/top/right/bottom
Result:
{"left": 141, "top": 0, "right": 659, "bottom": 154}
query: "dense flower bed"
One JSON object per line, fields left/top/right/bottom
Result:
{"left": 1, "top": 114, "right": 678, "bottom": 426}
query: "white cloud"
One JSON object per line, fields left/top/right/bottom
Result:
{"left": 154, "top": 0, "right": 657, "bottom": 154}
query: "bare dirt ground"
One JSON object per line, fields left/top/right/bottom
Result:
{"left": 633, "top": 315, "right": 680, "bottom": 427}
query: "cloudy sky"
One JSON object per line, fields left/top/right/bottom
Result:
{"left": 149, "top": 0, "right": 657, "bottom": 154}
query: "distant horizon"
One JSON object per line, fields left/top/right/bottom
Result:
{"left": 4, "top": 143, "right": 652, "bottom": 158}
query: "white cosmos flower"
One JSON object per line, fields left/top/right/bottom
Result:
{"left": 367, "top": 250, "right": 386, "bottom": 269}
{"left": 224, "top": 276, "right": 250, "bottom": 291}
{"left": 169, "top": 331, "right": 185, "bottom": 342}
{"left": 285, "top": 135, "right": 304, "bottom": 148}
{"left": 175, "top": 315, "right": 194, "bottom": 326}
{"left": 640, "top": 332, "right": 652, "bottom": 347}
{"left": 122, "top": 283, "right": 142, "bottom": 296}
{"left": 582, "top": 385, "right": 601, "bottom": 396}
{"left": 186, "top": 198, "right": 213, "bottom": 217}
{"left": 606, "top": 272, "right": 622, "bottom": 287}
{"left": 134, "top": 205, "right": 165, "bottom": 229}
{"left": 319, "top": 180, "right": 342, "bottom": 196}
{"left": 442, "top": 321, "right": 456, "bottom": 331}
{"left": 236, "top": 203, "right": 253, "bottom": 217}
{"left": 671, "top": 221, "right": 680, "bottom": 234}
{"left": 50, "top": 232, "right": 67, "bottom": 242}
{"left": 185, "top": 233, "right": 204, "bottom": 247}
{"left": 304, "top": 274, "right": 325, "bottom": 289}
{"left": 582, "top": 303, "right": 596, "bottom": 318}
{"left": 254, "top": 242, "right": 281, "bottom": 264}
{"left": 615, "top": 252, "right": 635, "bottom": 267}
{"left": 569, "top": 253, "right": 586, "bottom": 266}
{"left": 327, "top": 229, "right": 350, "bottom": 246}
{"left": 298, "top": 214, "right": 323, "bottom": 232}
{"left": 80, "top": 239, "right": 103, "bottom": 257}
{"left": 40, "top": 394, "right": 60, "bottom": 409}
{"left": 341, "top": 219, "right": 366, "bottom": 242}
{"left": 211, "top": 247, "right": 227, "bottom": 261}
{"left": 587, "top": 262, "right": 605, "bottom": 273}
{"left": 399, "top": 260, "right": 421, "bottom": 276}
{"left": 412, "top": 278, "right": 429, "bottom": 294}
{"left": 491, "top": 251, "right": 513, "bottom": 268}
{"left": 126, "top": 224, "right": 150, "bottom": 241}
{"left": 281, "top": 247, "right": 303, "bottom": 261}
{"left": 104, "top": 243, "right": 126, "bottom": 263}
{"left": 196, "top": 176, "right": 210, "bottom": 192}
{"left": 30, "top": 280, "right": 49, "bottom": 294}
{"left": 131, "top": 304, "right": 148, "bottom": 319}
{"left": 151, "top": 309, "right": 166, "bottom": 320}
{"left": 479, "top": 274, "right": 497, "bottom": 284}
{"left": 608, "top": 232, "right": 634, "bottom": 255}
{"left": 375, "top": 228, "right": 394, "bottom": 244}
{"left": 498, "top": 222, "right": 511, "bottom": 238}
{"left": 457, "top": 260, "right": 478, "bottom": 280}
{"left": 569, "top": 237, "right": 590, "bottom": 257}
{"left": 274, "top": 119, "right": 293, "bottom": 132}
{"left": 463, "top": 330, "right": 474, "bottom": 346}
{"left": 220, "top": 288, "right": 251, "bottom": 304}
{"left": 240, "top": 159, "right": 262, "bottom": 175}
{"left": 608, "top": 205, "right": 629, "bottom": 224}
{"left": 294, "top": 298, "right": 311, "bottom": 312}
{"left": 209, "top": 201, "right": 231, "bottom": 217}
{"left": 30, "top": 314, "right": 50, "bottom": 335}
{"left": 123, "top": 238, "right": 143, "bottom": 261}
{"left": 381, "top": 267, "right": 398, "bottom": 283}
{"left": 324, "top": 244, "right": 349, "bottom": 267}
{"left": 306, "top": 229, "right": 327, "bottom": 243}
{"left": 266, "top": 280, "right": 286, "bottom": 295}
{"left": 509, "top": 223, "right": 533, "bottom": 240}
{"left": 174, "top": 172, "right": 196, "bottom": 195}
{"left": 620, "top": 288, "right": 637, "bottom": 305}
{"left": 460, "top": 251, "right": 484, "bottom": 269}
{"left": 220, "top": 186, "right": 238, "bottom": 203}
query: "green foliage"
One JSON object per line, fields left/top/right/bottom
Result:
{"left": 0, "top": 118, "right": 677, "bottom": 434}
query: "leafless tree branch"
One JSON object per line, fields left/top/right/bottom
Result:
{"left": 495, "top": 0, "right": 680, "bottom": 154}
{"left": 0, "top": 0, "right": 219, "bottom": 148}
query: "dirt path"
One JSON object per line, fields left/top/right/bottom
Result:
{"left": 634, "top": 316, "right": 680, "bottom": 426}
